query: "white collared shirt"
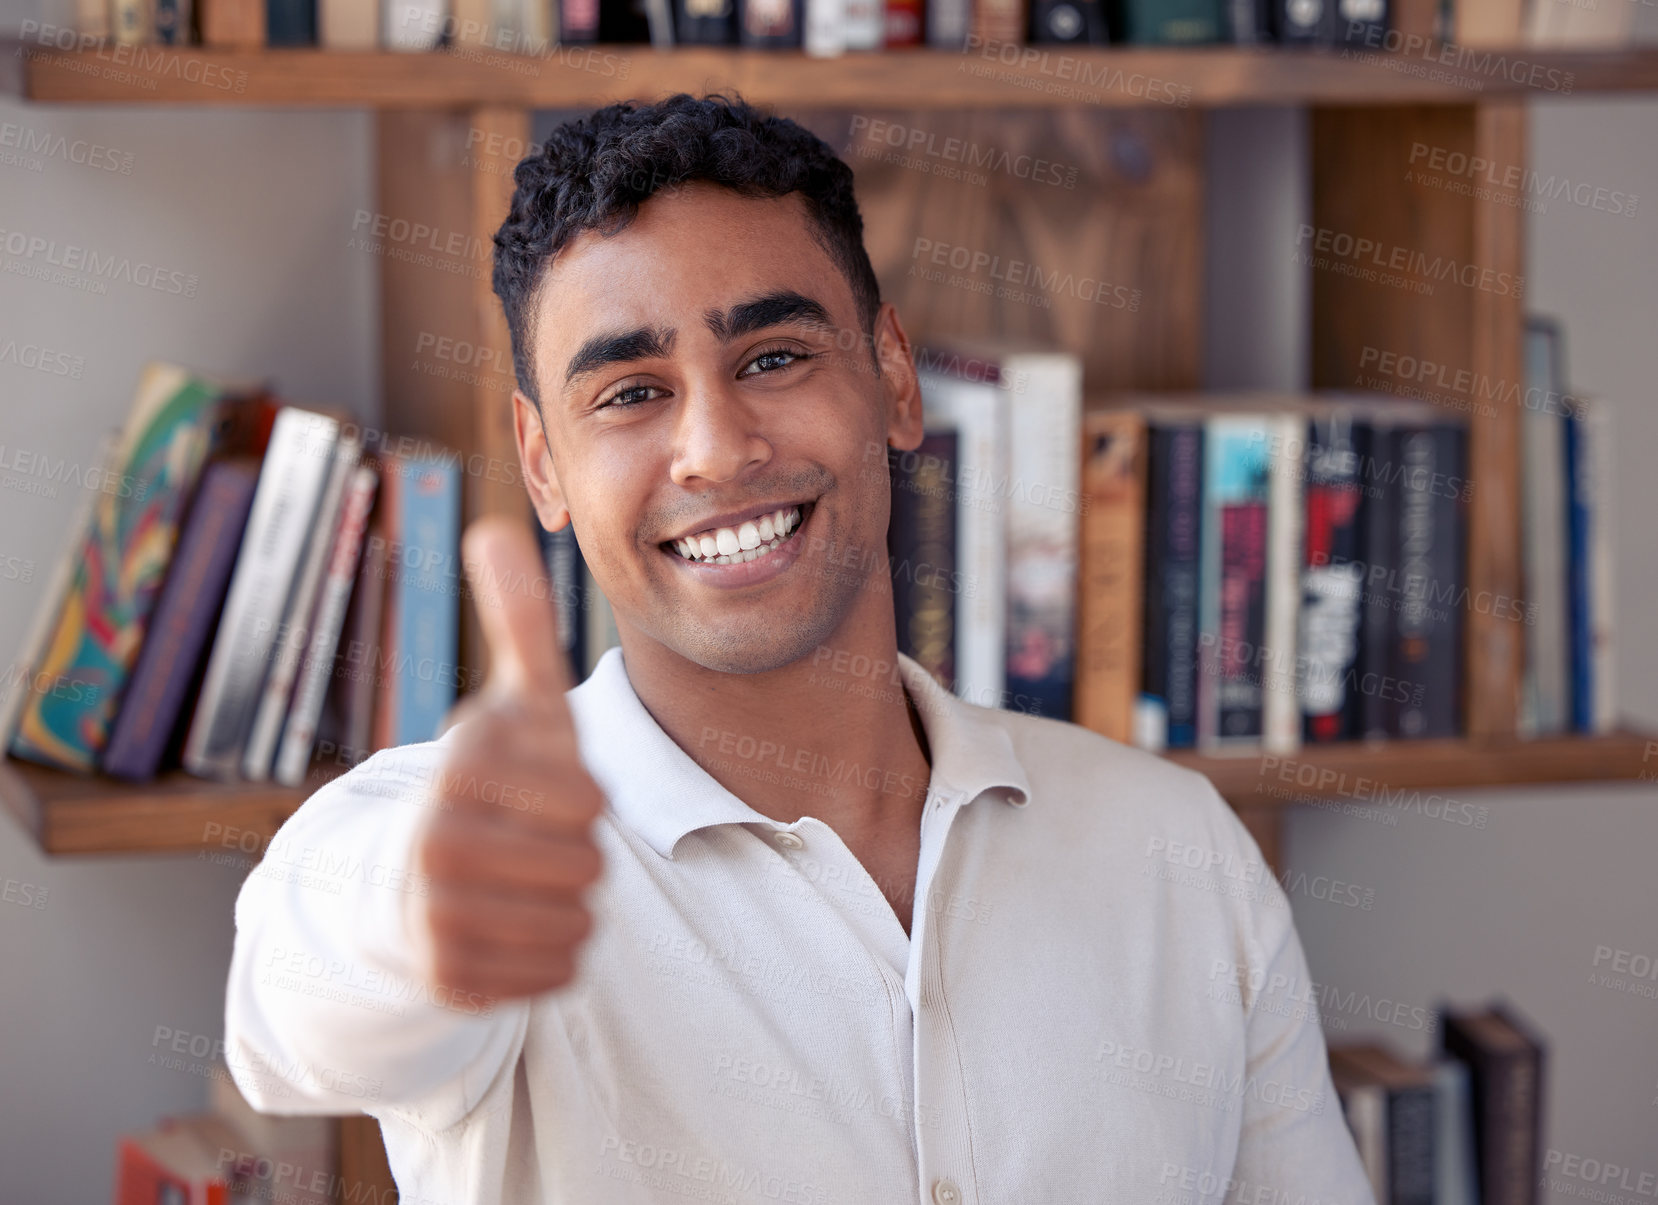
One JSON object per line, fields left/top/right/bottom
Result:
{"left": 226, "top": 648, "right": 1374, "bottom": 1205}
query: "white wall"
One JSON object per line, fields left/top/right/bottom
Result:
{"left": 1208, "top": 102, "right": 1658, "bottom": 1186}
{"left": 0, "top": 94, "right": 377, "bottom": 1200}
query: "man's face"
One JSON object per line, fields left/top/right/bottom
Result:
{"left": 516, "top": 182, "right": 924, "bottom": 676}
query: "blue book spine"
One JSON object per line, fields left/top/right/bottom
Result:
{"left": 394, "top": 458, "right": 460, "bottom": 745}
{"left": 1564, "top": 410, "right": 1593, "bottom": 732}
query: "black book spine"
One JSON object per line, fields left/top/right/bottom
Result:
{"left": 1030, "top": 0, "right": 1110, "bottom": 41}
{"left": 737, "top": 0, "right": 803, "bottom": 44}
{"left": 675, "top": 0, "right": 738, "bottom": 40}
{"left": 537, "top": 522, "right": 587, "bottom": 684}
{"left": 1442, "top": 1018, "right": 1542, "bottom": 1205}
{"left": 1356, "top": 423, "right": 1396, "bottom": 740}
{"left": 889, "top": 433, "right": 959, "bottom": 693}
{"left": 1300, "top": 414, "right": 1365, "bottom": 743}
{"left": 1143, "top": 423, "right": 1203, "bottom": 748}
{"left": 1386, "top": 1083, "right": 1438, "bottom": 1205}
{"left": 267, "top": 0, "right": 317, "bottom": 43}
{"left": 1390, "top": 423, "right": 1463, "bottom": 737}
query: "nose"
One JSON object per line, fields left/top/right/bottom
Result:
{"left": 668, "top": 375, "right": 772, "bottom": 489}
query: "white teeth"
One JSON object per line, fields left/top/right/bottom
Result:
{"left": 671, "top": 504, "right": 807, "bottom": 563}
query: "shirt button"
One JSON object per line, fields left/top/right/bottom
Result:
{"left": 931, "top": 1179, "right": 961, "bottom": 1205}
{"left": 773, "top": 830, "right": 804, "bottom": 851}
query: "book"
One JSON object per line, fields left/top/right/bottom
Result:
{"left": 243, "top": 430, "right": 362, "bottom": 781}
{"left": 382, "top": 0, "right": 443, "bottom": 46}
{"left": 889, "top": 432, "right": 960, "bottom": 693}
{"left": 452, "top": 0, "right": 494, "bottom": 44}
{"left": 184, "top": 408, "right": 342, "bottom": 781}
{"left": 116, "top": 1115, "right": 248, "bottom": 1205}
{"left": 644, "top": 0, "right": 677, "bottom": 43}
{"left": 1074, "top": 407, "right": 1145, "bottom": 744}
{"left": 536, "top": 520, "right": 588, "bottom": 683}
{"left": 112, "top": 0, "right": 154, "bottom": 41}
{"left": 10, "top": 365, "right": 233, "bottom": 774}
{"left": 1390, "top": 417, "right": 1465, "bottom": 738}
{"left": 0, "top": 430, "right": 119, "bottom": 758}
{"left": 201, "top": 0, "right": 267, "bottom": 44}
{"left": 737, "top": 0, "right": 802, "bottom": 44}
{"left": 675, "top": 0, "right": 736, "bottom": 38}
{"left": 373, "top": 452, "right": 461, "bottom": 748}
{"left": 805, "top": 0, "right": 847, "bottom": 53}
{"left": 1331, "top": 1068, "right": 1389, "bottom": 1202}
{"left": 319, "top": 0, "right": 379, "bottom": 43}
{"left": 1439, "top": 1002, "right": 1546, "bottom": 1205}
{"left": 155, "top": 0, "right": 195, "bottom": 42}
{"left": 1328, "top": 1043, "right": 1438, "bottom": 1205}
{"left": 1565, "top": 395, "right": 1616, "bottom": 734}
{"left": 1453, "top": 0, "right": 1522, "bottom": 43}
{"left": 1518, "top": 318, "right": 1570, "bottom": 737}
{"left": 76, "top": 0, "right": 112, "bottom": 39}
{"left": 273, "top": 463, "right": 379, "bottom": 788}
{"left": 600, "top": 0, "right": 655, "bottom": 37}
{"left": 267, "top": 0, "right": 318, "bottom": 42}
{"left": 1115, "top": 0, "right": 1223, "bottom": 44}
{"left": 971, "top": 0, "right": 1027, "bottom": 41}
{"left": 927, "top": 0, "right": 971, "bottom": 44}
{"left": 1224, "top": 0, "right": 1269, "bottom": 40}
{"left": 1139, "top": 416, "right": 1204, "bottom": 750}
{"left": 1523, "top": 0, "right": 1634, "bottom": 44}
{"left": 917, "top": 363, "right": 1007, "bottom": 712}
{"left": 561, "top": 0, "right": 600, "bottom": 37}
{"left": 1030, "top": 0, "right": 1108, "bottom": 39}
{"left": 1268, "top": 0, "right": 1332, "bottom": 42}
{"left": 1261, "top": 412, "right": 1304, "bottom": 754}
{"left": 1298, "top": 408, "right": 1366, "bottom": 743}
{"left": 885, "top": 0, "right": 924, "bottom": 42}
{"left": 1198, "top": 415, "right": 1272, "bottom": 747}
{"left": 1433, "top": 1059, "right": 1480, "bottom": 1205}
{"left": 1331, "top": 0, "right": 1385, "bottom": 45}
{"left": 317, "top": 517, "right": 388, "bottom": 768}
{"left": 1355, "top": 417, "right": 1396, "bottom": 741}
{"left": 102, "top": 460, "right": 261, "bottom": 782}
{"left": 843, "top": 0, "right": 884, "bottom": 44}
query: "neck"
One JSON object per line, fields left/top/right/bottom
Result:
{"left": 617, "top": 625, "right": 934, "bottom": 834}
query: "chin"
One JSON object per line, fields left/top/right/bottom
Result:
{"left": 666, "top": 609, "right": 843, "bottom": 677}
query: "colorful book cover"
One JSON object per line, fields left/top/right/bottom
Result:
{"left": 383, "top": 454, "right": 460, "bottom": 746}
{"left": 536, "top": 519, "right": 588, "bottom": 684}
{"left": 1199, "top": 415, "right": 1271, "bottom": 746}
{"left": 888, "top": 431, "right": 960, "bottom": 693}
{"left": 10, "top": 364, "right": 229, "bottom": 773}
{"left": 1075, "top": 408, "right": 1145, "bottom": 744}
{"left": 1298, "top": 409, "right": 1366, "bottom": 743}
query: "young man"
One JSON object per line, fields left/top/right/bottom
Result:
{"left": 227, "top": 95, "right": 1372, "bottom": 1204}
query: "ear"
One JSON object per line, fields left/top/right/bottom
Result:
{"left": 514, "top": 389, "right": 572, "bottom": 533}
{"left": 871, "top": 302, "right": 925, "bottom": 454}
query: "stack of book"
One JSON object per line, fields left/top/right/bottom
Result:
{"left": 78, "top": 0, "right": 1640, "bottom": 56}
{"left": 2, "top": 363, "right": 461, "bottom": 788}
{"left": 1329, "top": 1001, "right": 1546, "bottom": 1204}
{"left": 892, "top": 336, "right": 1616, "bottom": 754}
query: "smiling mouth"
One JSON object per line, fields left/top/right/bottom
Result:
{"left": 662, "top": 501, "right": 814, "bottom": 566}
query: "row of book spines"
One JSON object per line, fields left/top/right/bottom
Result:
{"left": 1075, "top": 401, "right": 1468, "bottom": 753}
{"left": 77, "top": 0, "right": 1399, "bottom": 48}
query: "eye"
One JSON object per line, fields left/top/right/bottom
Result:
{"left": 740, "top": 346, "right": 811, "bottom": 376}
{"left": 597, "top": 382, "right": 666, "bottom": 410}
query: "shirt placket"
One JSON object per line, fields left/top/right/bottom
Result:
{"left": 907, "top": 784, "right": 979, "bottom": 1205}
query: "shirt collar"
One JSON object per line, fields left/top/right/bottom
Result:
{"left": 568, "top": 646, "right": 1033, "bottom": 861}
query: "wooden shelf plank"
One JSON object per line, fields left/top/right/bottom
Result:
{"left": 1167, "top": 730, "right": 1658, "bottom": 809}
{"left": 3, "top": 733, "right": 1651, "bottom": 855}
{"left": 0, "top": 757, "right": 341, "bottom": 856}
{"left": 9, "top": 44, "right": 1658, "bottom": 109}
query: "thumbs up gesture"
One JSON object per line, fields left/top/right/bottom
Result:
{"left": 405, "top": 516, "right": 605, "bottom": 1000}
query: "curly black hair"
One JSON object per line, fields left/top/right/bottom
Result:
{"left": 492, "top": 93, "right": 883, "bottom": 409}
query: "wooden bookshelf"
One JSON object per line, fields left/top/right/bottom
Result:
{"left": 9, "top": 43, "right": 1658, "bottom": 109}
{"left": 0, "top": 756, "right": 341, "bottom": 856}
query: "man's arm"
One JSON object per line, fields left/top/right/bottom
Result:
{"left": 1223, "top": 807, "right": 1375, "bottom": 1205}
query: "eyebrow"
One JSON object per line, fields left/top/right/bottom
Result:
{"left": 561, "top": 290, "right": 834, "bottom": 389}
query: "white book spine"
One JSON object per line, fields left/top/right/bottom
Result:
{"left": 1584, "top": 399, "right": 1617, "bottom": 733}
{"left": 1263, "top": 412, "right": 1304, "bottom": 754}
{"left": 243, "top": 433, "right": 363, "bottom": 781}
{"left": 841, "top": 0, "right": 881, "bottom": 45}
{"left": 383, "top": 0, "right": 446, "bottom": 49}
{"left": 1000, "top": 353, "right": 1082, "bottom": 720}
{"left": 918, "top": 370, "right": 1006, "bottom": 710}
{"left": 184, "top": 410, "right": 341, "bottom": 781}
{"left": 804, "top": 0, "right": 846, "bottom": 55}
{"left": 321, "top": 0, "right": 383, "bottom": 46}
{"left": 274, "top": 465, "right": 380, "bottom": 788}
